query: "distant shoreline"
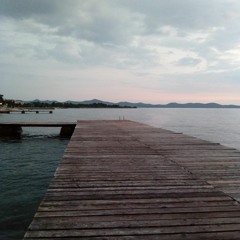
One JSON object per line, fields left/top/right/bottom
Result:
{"left": 2, "top": 99, "right": 240, "bottom": 110}
{"left": 21, "top": 99, "right": 240, "bottom": 109}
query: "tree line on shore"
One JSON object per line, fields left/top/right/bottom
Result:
{"left": 0, "top": 95, "right": 135, "bottom": 108}
{"left": 22, "top": 101, "right": 135, "bottom": 109}
{"left": 0, "top": 96, "right": 15, "bottom": 108}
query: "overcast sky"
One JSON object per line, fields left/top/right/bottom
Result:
{"left": 1, "top": 0, "right": 240, "bottom": 103}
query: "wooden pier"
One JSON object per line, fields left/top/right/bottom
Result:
{"left": 0, "top": 122, "right": 76, "bottom": 137}
{"left": 24, "top": 120, "right": 240, "bottom": 239}
{"left": 0, "top": 108, "right": 54, "bottom": 114}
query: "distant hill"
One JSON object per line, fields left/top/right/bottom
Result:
{"left": 157, "top": 102, "right": 240, "bottom": 108}
{"left": 65, "top": 99, "right": 114, "bottom": 105}
{"left": 24, "top": 99, "right": 240, "bottom": 108}
{"left": 117, "top": 101, "right": 240, "bottom": 108}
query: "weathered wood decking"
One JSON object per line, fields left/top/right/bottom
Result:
{"left": 24, "top": 120, "right": 240, "bottom": 239}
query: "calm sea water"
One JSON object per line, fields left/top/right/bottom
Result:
{"left": 1, "top": 108, "right": 240, "bottom": 239}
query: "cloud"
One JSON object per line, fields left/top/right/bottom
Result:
{"left": 177, "top": 57, "right": 202, "bottom": 66}
{"left": 0, "top": 0, "right": 57, "bottom": 18}
{"left": 1, "top": 0, "right": 240, "bottom": 103}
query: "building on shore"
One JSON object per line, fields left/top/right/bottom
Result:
{"left": 14, "top": 100, "right": 24, "bottom": 105}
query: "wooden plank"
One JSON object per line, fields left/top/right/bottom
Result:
{"left": 21, "top": 232, "right": 240, "bottom": 240}
{"left": 39, "top": 200, "right": 236, "bottom": 211}
{"left": 28, "top": 217, "right": 240, "bottom": 230}
{"left": 23, "top": 224, "right": 240, "bottom": 238}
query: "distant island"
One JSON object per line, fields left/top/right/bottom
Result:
{"left": 22, "top": 99, "right": 240, "bottom": 109}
